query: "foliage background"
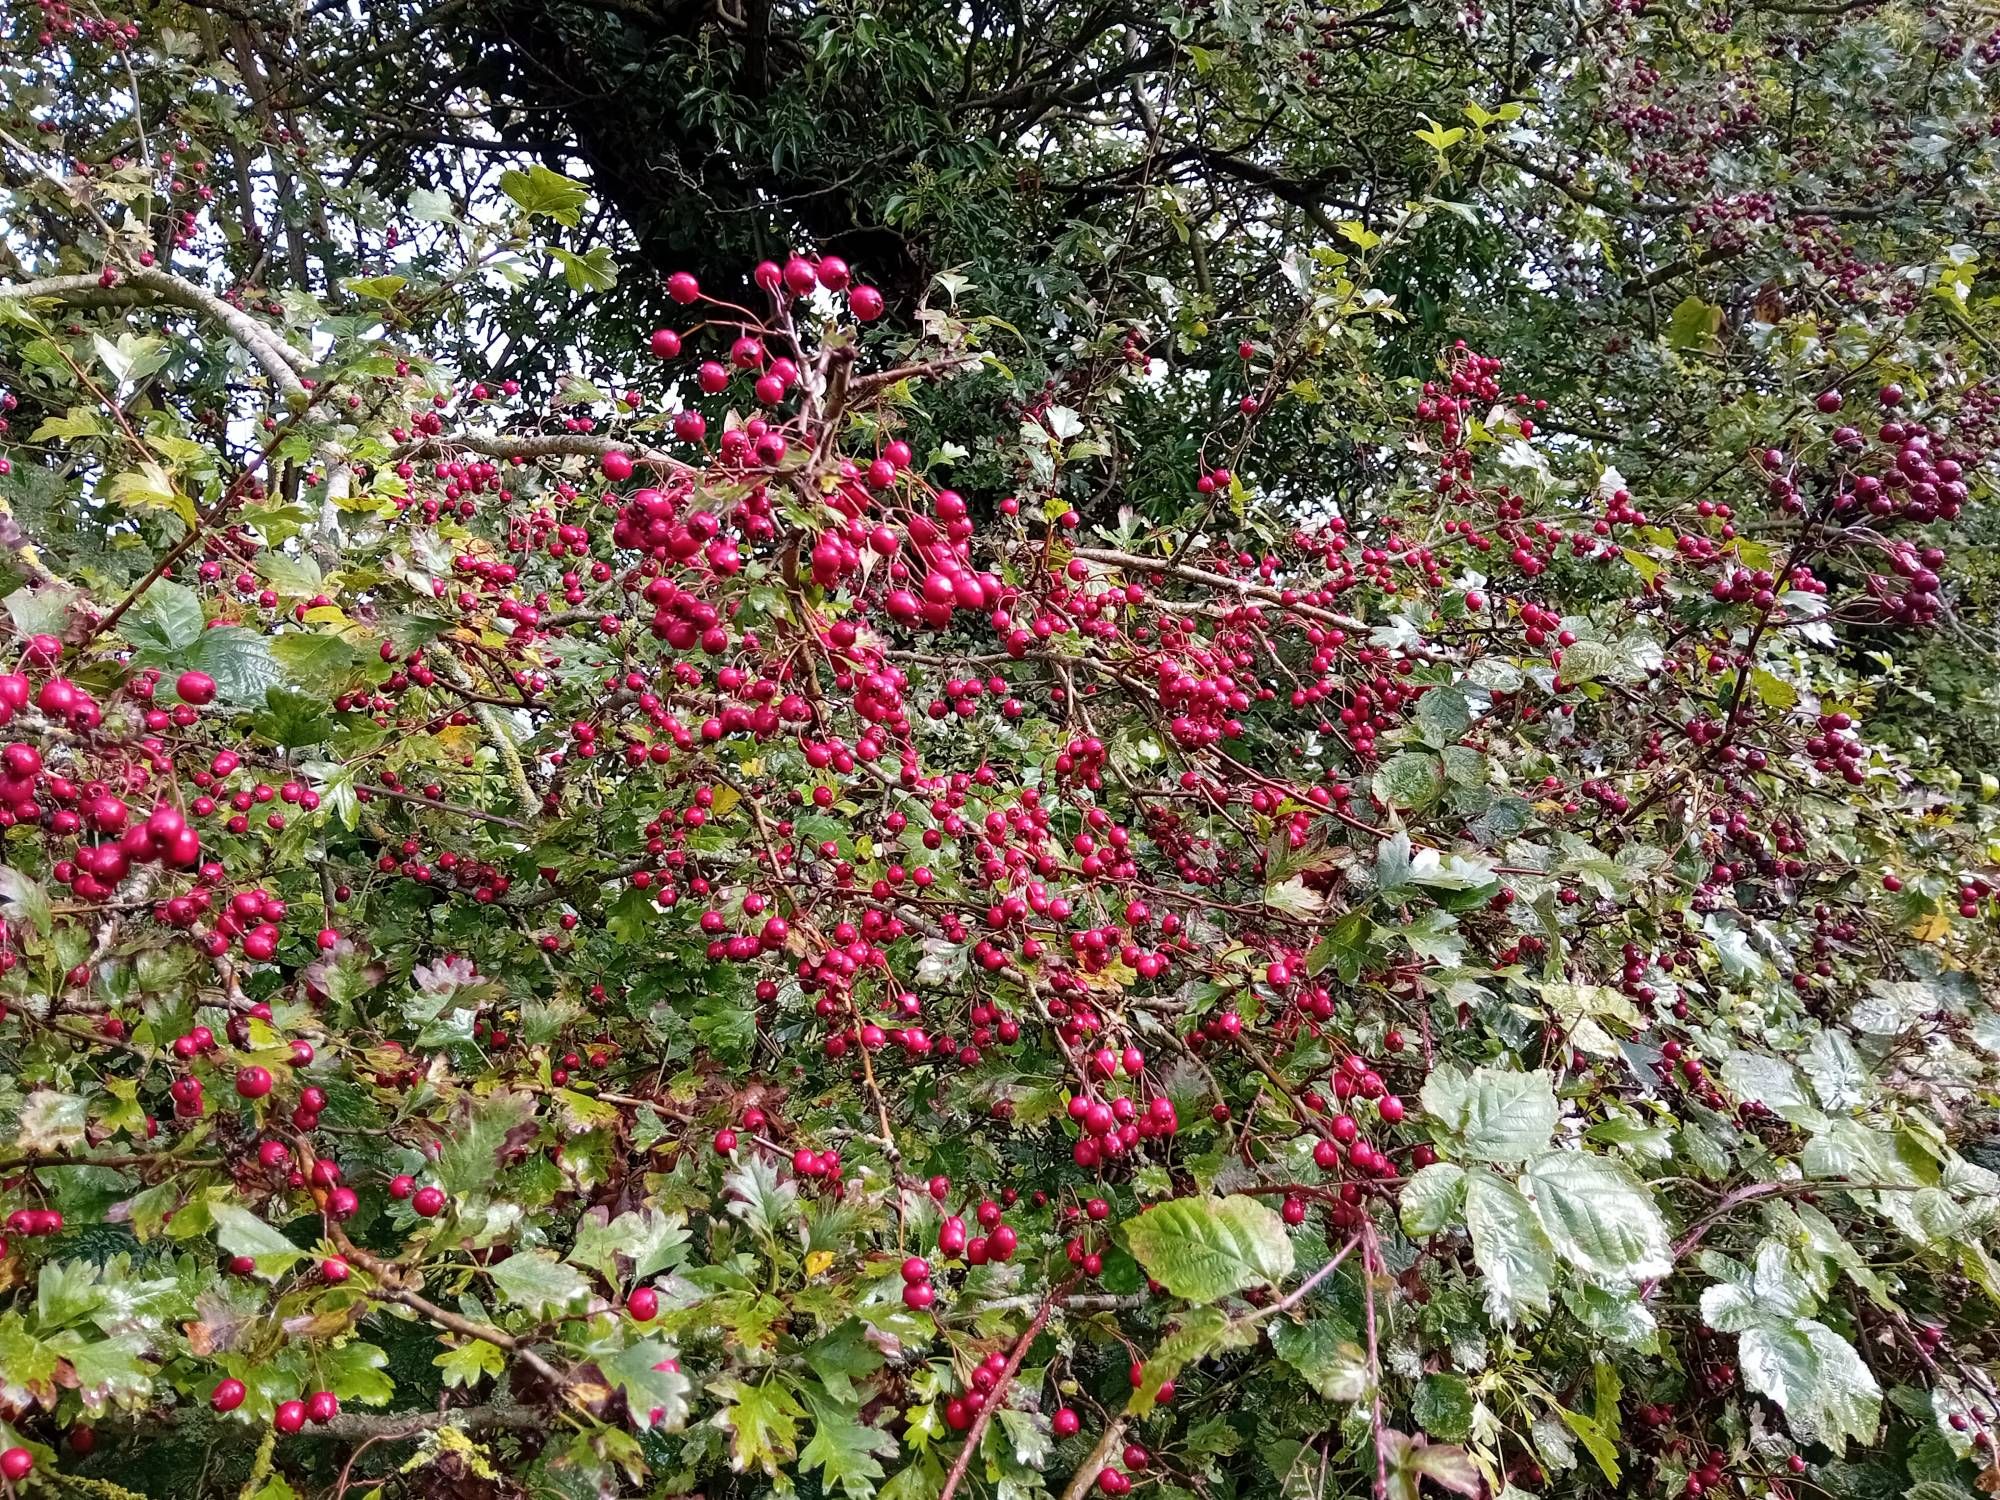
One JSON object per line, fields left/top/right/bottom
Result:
{"left": 0, "top": 1, "right": 1998, "bottom": 1499}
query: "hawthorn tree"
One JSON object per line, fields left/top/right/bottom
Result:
{"left": 3, "top": 4, "right": 2000, "bottom": 1500}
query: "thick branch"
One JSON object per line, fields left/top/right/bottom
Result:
{"left": 0, "top": 267, "right": 311, "bottom": 397}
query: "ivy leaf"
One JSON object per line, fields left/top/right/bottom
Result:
{"left": 801, "top": 1393, "right": 899, "bottom": 1500}
{"left": 1122, "top": 1195, "right": 1295, "bottom": 1303}
{"left": 1464, "top": 1169, "right": 1555, "bottom": 1324}
{"left": 1522, "top": 1151, "right": 1672, "bottom": 1284}
{"left": 488, "top": 1250, "right": 590, "bottom": 1316}
{"left": 711, "top": 1375, "right": 805, "bottom": 1474}
{"left": 1420, "top": 1065, "right": 1557, "bottom": 1162}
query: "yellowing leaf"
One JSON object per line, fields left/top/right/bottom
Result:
{"left": 1910, "top": 913, "right": 1952, "bottom": 943}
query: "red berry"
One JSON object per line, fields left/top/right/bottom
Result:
{"left": 212, "top": 1378, "right": 247, "bottom": 1412}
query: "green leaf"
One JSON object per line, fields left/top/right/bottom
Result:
{"left": 128, "top": 579, "right": 207, "bottom": 652}
{"left": 1130, "top": 1305, "right": 1254, "bottom": 1415}
{"left": 1122, "top": 1194, "right": 1296, "bottom": 1303}
{"left": 607, "top": 1337, "right": 691, "bottom": 1432}
{"left": 344, "top": 274, "right": 407, "bottom": 301}
{"left": 801, "top": 1393, "right": 899, "bottom": 1500}
{"left": 109, "top": 463, "right": 193, "bottom": 525}
{"left": 1399, "top": 1163, "right": 1467, "bottom": 1236}
{"left": 712, "top": 1376, "right": 805, "bottom": 1474}
{"left": 1522, "top": 1151, "right": 1672, "bottom": 1284}
{"left": 253, "top": 685, "right": 334, "bottom": 748}
{"left": 31, "top": 406, "right": 103, "bottom": 441}
{"left": 1737, "top": 1318, "right": 1882, "bottom": 1453}
{"left": 209, "top": 1204, "right": 304, "bottom": 1278}
{"left": 549, "top": 245, "right": 619, "bottom": 292}
{"left": 1412, "top": 1374, "right": 1474, "bottom": 1442}
{"left": 1665, "top": 295, "right": 1722, "bottom": 352}
{"left": 1373, "top": 751, "right": 1446, "bottom": 811}
{"left": 1464, "top": 1169, "right": 1555, "bottom": 1324}
{"left": 605, "top": 886, "right": 654, "bottom": 945}
{"left": 68, "top": 1331, "right": 155, "bottom": 1409}
{"left": 0, "top": 865, "right": 52, "bottom": 939}
{"left": 500, "top": 164, "right": 589, "bottom": 225}
{"left": 436, "top": 1091, "right": 538, "bottom": 1199}
{"left": 256, "top": 553, "right": 323, "bottom": 596}
{"left": 407, "top": 186, "right": 456, "bottom": 222}
{"left": 805, "top": 1320, "right": 885, "bottom": 1404}
{"left": 690, "top": 989, "right": 757, "bottom": 1061}
{"left": 37, "top": 1261, "right": 103, "bottom": 1326}
{"left": 723, "top": 1155, "right": 800, "bottom": 1241}
{"left": 169, "top": 626, "right": 285, "bottom": 707}
{"left": 569, "top": 1206, "right": 690, "bottom": 1286}
{"left": 1554, "top": 639, "right": 1622, "bottom": 685}
{"left": 1414, "top": 686, "right": 1472, "bottom": 748}
{"left": 1719, "top": 1050, "right": 1813, "bottom": 1119}
{"left": 1800, "top": 1030, "right": 1869, "bottom": 1111}
{"left": 1271, "top": 1318, "right": 1370, "bottom": 1401}
{"left": 1420, "top": 1065, "right": 1557, "bottom": 1162}
{"left": 435, "top": 1340, "right": 506, "bottom": 1389}
{"left": 324, "top": 1340, "right": 394, "bottom": 1405}
{"left": 488, "top": 1250, "right": 590, "bottom": 1316}
{"left": 268, "top": 631, "right": 360, "bottom": 688}
{"left": 1556, "top": 1404, "right": 1621, "bottom": 1484}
